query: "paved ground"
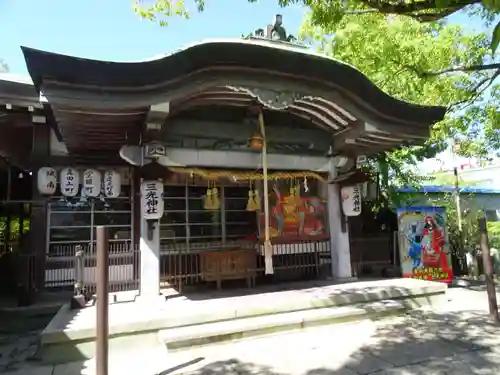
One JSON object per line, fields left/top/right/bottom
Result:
{"left": 2, "top": 286, "right": 500, "bottom": 375}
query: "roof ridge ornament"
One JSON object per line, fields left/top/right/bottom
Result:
{"left": 242, "top": 14, "right": 307, "bottom": 50}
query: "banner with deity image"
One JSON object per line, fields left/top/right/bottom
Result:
{"left": 397, "top": 206, "right": 453, "bottom": 284}
{"left": 258, "top": 180, "right": 328, "bottom": 243}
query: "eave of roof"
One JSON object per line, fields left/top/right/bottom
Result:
{"left": 0, "top": 74, "right": 39, "bottom": 105}
{"left": 21, "top": 38, "right": 446, "bottom": 127}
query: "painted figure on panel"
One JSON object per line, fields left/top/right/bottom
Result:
{"left": 397, "top": 206, "right": 452, "bottom": 283}
{"left": 260, "top": 182, "right": 327, "bottom": 242}
{"left": 421, "top": 214, "right": 448, "bottom": 269}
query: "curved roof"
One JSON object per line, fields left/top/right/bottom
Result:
{"left": 16, "top": 38, "right": 448, "bottom": 156}
{"left": 21, "top": 38, "right": 446, "bottom": 126}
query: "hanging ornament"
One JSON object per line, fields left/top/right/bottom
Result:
{"left": 83, "top": 169, "right": 101, "bottom": 198}
{"left": 60, "top": 167, "right": 80, "bottom": 197}
{"left": 341, "top": 185, "right": 362, "bottom": 217}
{"left": 212, "top": 184, "right": 221, "bottom": 210}
{"left": 253, "top": 189, "right": 261, "bottom": 211}
{"left": 37, "top": 167, "right": 57, "bottom": 195}
{"left": 303, "top": 176, "right": 309, "bottom": 193}
{"left": 203, "top": 181, "right": 214, "bottom": 210}
{"left": 246, "top": 187, "right": 255, "bottom": 211}
{"left": 103, "top": 170, "right": 121, "bottom": 198}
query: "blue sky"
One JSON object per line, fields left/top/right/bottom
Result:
{"left": 1, "top": 0, "right": 306, "bottom": 75}
{"left": 0, "top": 1, "right": 484, "bottom": 75}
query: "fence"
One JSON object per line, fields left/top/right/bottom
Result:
{"left": 45, "top": 242, "right": 140, "bottom": 295}
{"left": 159, "top": 239, "right": 332, "bottom": 289}
{"left": 14, "top": 239, "right": 331, "bottom": 296}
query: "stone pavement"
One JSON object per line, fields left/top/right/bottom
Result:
{"left": 2, "top": 287, "right": 500, "bottom": 375}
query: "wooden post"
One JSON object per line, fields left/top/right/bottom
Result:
{"left": 478, "top": 215, "right": 500, "bottom": 324}
{"left": 96, "top": 226, "right": 109, "bottom": 375}
{"left": 257, "top": 110, "right": 273, "bottom": 275}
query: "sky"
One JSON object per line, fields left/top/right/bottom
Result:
{"left": 0, "top": 0, "right": 306, "bottom": 75}
{"left": 0, "top": 0, "right": 494, "bottom": 172}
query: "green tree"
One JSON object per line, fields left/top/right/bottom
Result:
{"left": 299, "top": 14, "right": 498, "bottom": 204}
{"left": 132, "top": 0, "right": 500, "bottom": 53}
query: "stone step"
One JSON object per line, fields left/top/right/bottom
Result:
{"left": 158, "top": 299, "right": 406, "bottom": 350}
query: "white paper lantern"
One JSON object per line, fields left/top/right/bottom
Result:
{"left": 103, "top": 170, "right": 121, "bottom": 198}
{"left": 60, "top": 167, "right": 80, "bottom": 197}
{"left": 82, "top": 169, "right": 101, "bottom": 197}
{"left": 37, "top": 167, "right": 57, "bottom": 195}
{"left": 341, "top": 185, "right": 362, "bottom": 217}
{"left": 141, "top": 180, "right": 164, "bottom": 220}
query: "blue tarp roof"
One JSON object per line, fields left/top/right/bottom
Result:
{"left": 397, "top": 185, "right": 500, "bottom": 194}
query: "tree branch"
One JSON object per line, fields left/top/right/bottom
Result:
{"left": 420, "top": 63, "right": 500, "bottom": 76}
{"left": 359, "top": 0, "right": 480, "bottom": 19}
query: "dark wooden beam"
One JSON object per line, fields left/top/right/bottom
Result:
{"left": 164, "top": 119, "right": 332, "bottom": 150}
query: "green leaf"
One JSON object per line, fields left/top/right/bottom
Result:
{"left": 491, "top": 20, "right": 500, "bottom": 54}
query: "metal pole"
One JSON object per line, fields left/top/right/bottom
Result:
{"left": 453, "top": 166, "right": 463, "bottom": 231}
{"left": 96, "top": 226, "right": 109, "bottom": 375}
{"left": 478, "top": 215, "right": 500, "bottom": 324}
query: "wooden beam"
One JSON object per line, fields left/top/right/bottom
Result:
{"left": 164, "top": 119, "right": 332, "bottom": 150}
{"left": 158, "top": 148, "right": 331, "bottom": 171}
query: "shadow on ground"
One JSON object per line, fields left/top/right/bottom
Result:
{"left": 159, "top": 309, "right": 500, "bottom": 375}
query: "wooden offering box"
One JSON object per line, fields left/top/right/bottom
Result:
{"left": 200, "top": 248, "right": 257, "bottom": 289}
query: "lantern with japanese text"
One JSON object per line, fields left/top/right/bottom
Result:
{"left": 82, "top": 169, "right": 102, "bottom": 197}
{"left": 37, "top": 167, "right": 57, "bottom": 195}
{"left": 103, "top": 170, "right": 121, "bottom": 198}
{"left": 141, "top": 180, "right": 164, "bottom": 220}
{"left": 341, "top": 185, "right": 362, "bottom": 217}
{"left": 60, "top": 167, "right": 80, "bottom": 197}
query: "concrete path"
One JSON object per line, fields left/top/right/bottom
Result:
{"left": 3, "top": 286, "right": 500, "bottom": 375}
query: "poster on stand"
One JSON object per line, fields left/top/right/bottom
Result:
{"left": 397, "top": 206, "right": 453, "bottom": 284}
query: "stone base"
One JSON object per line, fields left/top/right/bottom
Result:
{"left": 38, "top": 278, "right": 447, "bottom": 364}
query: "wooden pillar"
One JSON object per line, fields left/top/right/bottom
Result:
{"left": 31, "top": 123, "right": 50, "bottom": 293}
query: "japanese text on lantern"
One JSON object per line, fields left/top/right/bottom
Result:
{"left": 83, "top": 169, "right": 101, "bottom": 197}
{"left": 141, "top": 181, "right": 163, "bottom": 219}
{"left": 352, "top": 186, "right": 361, "bottom": 214}
{"left": 145, "top": 183, "right": 159, "bottom": 215}
{"left": 37, "top": 167, "right": 57, "bottom": 195}
{"left": 61, "top": 168, "right": 79, "bottom": 197}
{"left": 105, "top": 171, "right": 113, "bottom": 197}
{"left": 45, "top": 169, "right": 56, "bottom": 191}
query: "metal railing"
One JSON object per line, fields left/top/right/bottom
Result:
{"left": 13, "top": 238, "right": 331, "bottom": 297}
{"left": 159, "top": 239, "right": 332, "bottom": 289}
{"left": 45, "top": 242, "right": 140, "bottom": 295}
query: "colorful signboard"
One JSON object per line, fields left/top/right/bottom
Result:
{"left": 397, "top": 206, "right": 453, "bottom": 283}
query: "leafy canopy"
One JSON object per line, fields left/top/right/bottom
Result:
{"left": 132, "top": 0, "right": 500, "bottom": 53}
{"left": 299, "top": 13, "right": 498, "bottom": 203}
